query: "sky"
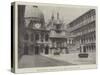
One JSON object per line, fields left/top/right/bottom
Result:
{"left": 38, "top": 5, "right": 91, "bottom": 25}
{"left": 25, "top": 4, "right": 91, "bottom": 25}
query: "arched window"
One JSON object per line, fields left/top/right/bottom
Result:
{"left": 41, "top": 33, "right": 44, "bottom": 42}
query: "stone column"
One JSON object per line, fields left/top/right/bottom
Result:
{"left": 81, "top": 45, "right": 84, "bottom": 53}
{"left": 80, "top": 38, "right": 82, "bottom": 44}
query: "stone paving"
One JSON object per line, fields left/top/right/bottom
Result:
{"left": 43, "top": 52, "right": 96, "bottom": 65}
{"left": 18, "top": 52, "right": 96, "bottom": 68}
{"left": 18, "top": 55, "right": 74, "bottom": 68}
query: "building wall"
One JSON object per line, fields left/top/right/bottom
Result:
{"left": 18, "top": 5, "right": 50, "bottom": 57}
{"left": 22, "top": 27, "right": 50, "bottom": 55}
{"left": 68, "top": 9, "right": 96, "bottom": 53}
{"left": 18, "top": 5, "right": 25, "bottom": 59}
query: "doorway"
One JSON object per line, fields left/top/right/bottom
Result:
{"left": 45, "top": 45, "right": 49, "bottom": 54}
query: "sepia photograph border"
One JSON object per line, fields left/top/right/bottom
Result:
{"left": 11, "top": 1, "right": 98, "bottom": 73}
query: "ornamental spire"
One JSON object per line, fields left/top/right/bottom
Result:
{"left": 51, "top": 12, "right": 54, "bottom": 20}
{"left": 57, "top": 12, "right": 59, "bottom": 19}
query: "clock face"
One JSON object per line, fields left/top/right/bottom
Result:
{"left": 34, "top": 23, "right": 41, "bottom": 29}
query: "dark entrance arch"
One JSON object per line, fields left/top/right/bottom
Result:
{"left": 45, "top": 45, "right": 49, "bottom": 54}
{"left": 35, "top": 46, "right": 39, "bottom": 55}
{"left": 83, "top": 46, "right": 86, "bottom": 53}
